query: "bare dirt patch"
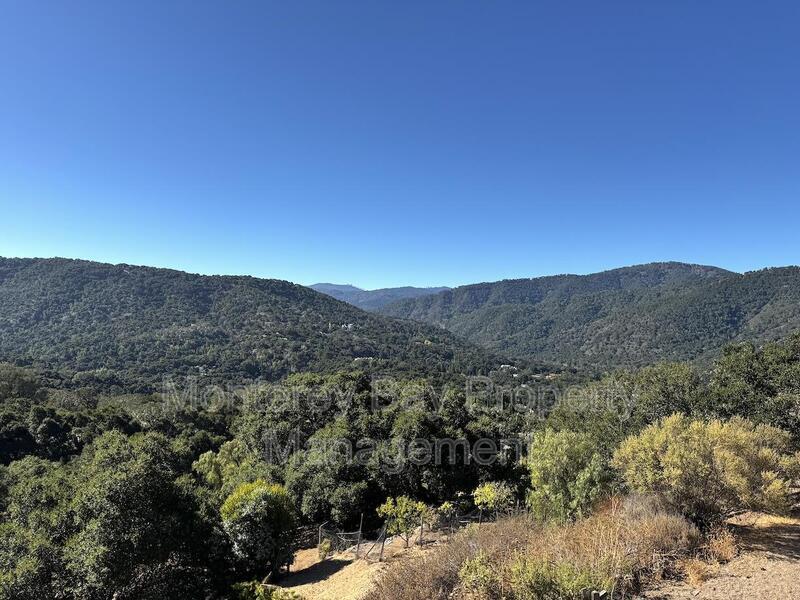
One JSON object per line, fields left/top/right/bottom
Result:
{"left": 276, "top": 528, "right": 446, "bottom": 600}
{"left": 641, "top": 512, "right": 800, "bottom": 599}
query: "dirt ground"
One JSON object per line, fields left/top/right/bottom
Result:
{"left": 641, "top": 512, "right": 800, "bottom": 599}
{"left": 276, "top": 527, "right": 446, "bottom": 600}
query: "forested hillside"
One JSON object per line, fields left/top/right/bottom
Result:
{"left": 0, "top": 258, "right": 498, "bottom": 391}
{"left": 380, "top": 262, "right": 800, "bottom": 370}
{"left": 3, "top": 327, "right": 799, "bottom": 599}
{"left": 310, "top": 283, "right": 450, "bottom": 311}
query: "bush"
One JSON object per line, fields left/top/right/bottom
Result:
{"left": 681, "top": 558, "right": 717, "bottom": 587}
{"left": 706, "top": 528, "right": 737, "bottom": 563}
{"left": 509, "top": 557, "right": 607, "bottom": 599}
{"left": 366, "top": 496, "right": 698, "bottom": 600}
{"left": 232, "top": 581, "right": 303, "bottom": 600}
{"left": 613, "top": 414, "right": 799, "bottom": 524}
{"left": 458, "top": 551, "right": 498, "bottom": 595}
{"left": 367, "top": 515, "right": 539, "bottom": 600}
{"left": 221, "top": 481, "right": 298, "bottom": 578}
{"left": 317, "top": 538, "right": 332, "bottom": 560}
{"left": 376, "top": 496, "right": 427, "bottom": 548}
{"left": 435, "top": 500, "right": 457, "bottom": 526}
{"left": 472, "top": 482, "right": 514, "bottom": 516}
{"left": 526, "top": 429, "right": 608, "bottom": 523}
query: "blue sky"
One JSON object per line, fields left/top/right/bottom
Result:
{"left": 1, "top": 1, "right": 798, "bottom": 288}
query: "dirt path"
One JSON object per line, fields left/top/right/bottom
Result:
{"left": 278, "top": 548, "right": 382, "bottom": 600}
{"left": 277, "top": 529, "right": 445, "bottom": 600}
{"left": 642, "top": 513, "right": 800, "bottom": 599}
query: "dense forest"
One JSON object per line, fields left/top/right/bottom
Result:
{"left": 1, "top": 329, "right": 799, "bottom": 599}
{"left": 380, "top": 262, "right": 800, "bottom": 370}
{"left": 309, "top": 283, "right": 450, "bottom": 312}
{"left": 0, "top": 258, "right": 499, "bottom": 392}
{"left": 1, "top": 257, "right": 800, "bottom": 599}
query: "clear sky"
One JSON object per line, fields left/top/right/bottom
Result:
{"left": 1, "top": 1, "right": 798, "bottom": 288}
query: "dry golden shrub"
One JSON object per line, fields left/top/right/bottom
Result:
{"left": 706, "top": 527, "right": 738, "bottom": 563}
{"left": 365, "top": 517, "right": 540, "bottom": 600}
{"left": 365, "top": 494, "right": 699, "bottom": 600}
{"left": 681, "top": 557, "right": 718, "bottom": 587}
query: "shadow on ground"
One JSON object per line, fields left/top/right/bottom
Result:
{"left": 732, "top": 522, "right": 800, "bottom": 561}
{"left": 281, "top": 558, "right": 353, "bottom": 587}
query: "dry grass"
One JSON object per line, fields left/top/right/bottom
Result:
{"left": 706, "top": 527, "right": 738, "bottom": 563}
{"left": 365, "top": 494, "right": 700, "bottom": 600}
{"left": 680, "top": 557, "right": 718, "bottom": 587}
{"left": 365, "top": 518, "right": 539, "bottom": 600}
{"left": 537, "top": 495, "right": 698, "bottom": 579}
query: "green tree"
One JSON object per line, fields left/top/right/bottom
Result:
{"left": 0, "top": 523, "right": 64, "bottom": 600}
{"left": 284, "top": 419, "right": 372, "bottom": 527}
{"left": 0, "top": 364, "right": 39, "bottom": 401}
{"left": 545, "top": 372, "right": 640, "bottom": 456}
{"left": 376, "top": 496, "right": 427, "bottom": 548}
{"left": 0, "top": 409, "right": 37, "bottom": 465}
{"left": 707, "top": 336, "right": 800, "bottom": 437}
{"left": 633, "top": 362, "right": 702, "bottom": 423}
{"left": 221, "top": 480, "right": 298, "bottom": 578}
{"left": 472, "top": 481, "right": 514, "bottom": 517}
{"left": 526, "top": 429, "right": 607, "bottom": 523}
{"left": 193, "top": 439, "right": 278, "bottom": 501}
{"left": 65, "top": 431, "right": 205, "bottom": 599}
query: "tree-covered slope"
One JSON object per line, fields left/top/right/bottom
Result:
{"left": 310, "top": 282, "right": 450, "bottom": 311}
{"left": 380, "top": 262, "right": 800, "bottom": 369}
{"left": 0, "top": 258, "right": 498, "bottom": 391}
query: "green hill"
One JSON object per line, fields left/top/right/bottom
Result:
{"left": 380, "top": 262, "right": 800, "bottom": 370}
{"left": 0, "top": 258, "right": 499, "bottom": 391}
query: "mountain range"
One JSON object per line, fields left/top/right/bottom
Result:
{"left": 2, "top": 258, "right": 800, "bottom": 389}
{"left": 378, "top": 262, "right": 800, "bottom": 370}
{"left": 0, "top": 258, "right": 497, "bottom": 391}
{"left": 310, "top": 283, "right": 450, "bottom": 311}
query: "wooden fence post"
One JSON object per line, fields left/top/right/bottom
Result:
{"left": 355, "top": 513, "right": 363, "bottom": 558}
{"left": 318, "top": 521, "right": 327, "bottom": 547}
{"left": 379, "top": 521, "right": 388, "bottom": 562}
{"left": 362, "top": 522, "right": 386, "bottom": 561}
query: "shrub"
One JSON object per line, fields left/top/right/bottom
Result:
{"left": 526, "top": 429, "right": 608, "bottom": 523}
{"left": 613, "top": 414, "right": 799, "bottom": 524}
{"left": 232, "top": 581, "right": 304, "bottom": 600}
{"left": 366, "top": 497, "right": 697, "bottom": 600}
{"left": 270, "top": 590, "right": 303, "bottom": 600}
{"left": 681, "top": 558, "right": 717, "bottom": 587}
{"left": 706, "top": 528, "right": 737, "bottom": 563}
{"left": 366, "top": 515, "right": 539, "bottom": 600}
{"left": 458, "top": 551, "right": 498, "bottom": 595}
{"left": 509, "top": 557, "right": 608, "bottom": 599}
{"left": 317, "top": 538, "right": 332, "bottom": 560}
{"left": 534, "top": 496, "right": 699, "bottom": 593}
{"left": 232, "top": 581, "right": 269, "bottom": 600}
{"left": 435, "top": 500, "right": 456, "bottom": 525}
{"left": 221, "top": 481, "right": 298, "bottom": 578}
{"left": 376, "top": 496, "right": 427, "bottom": 548}
{"left": 472, "top": 482, "right": 514, "bottom": 516}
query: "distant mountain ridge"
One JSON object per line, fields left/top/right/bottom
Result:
{"left": 0, "top": 258, "right": 498, "bottom": 391}
{"left": 310, "top": 282, "right": 450, "bottom": 311}
{"left": 380, "top": 262, "right": 800, "bottom": 370}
